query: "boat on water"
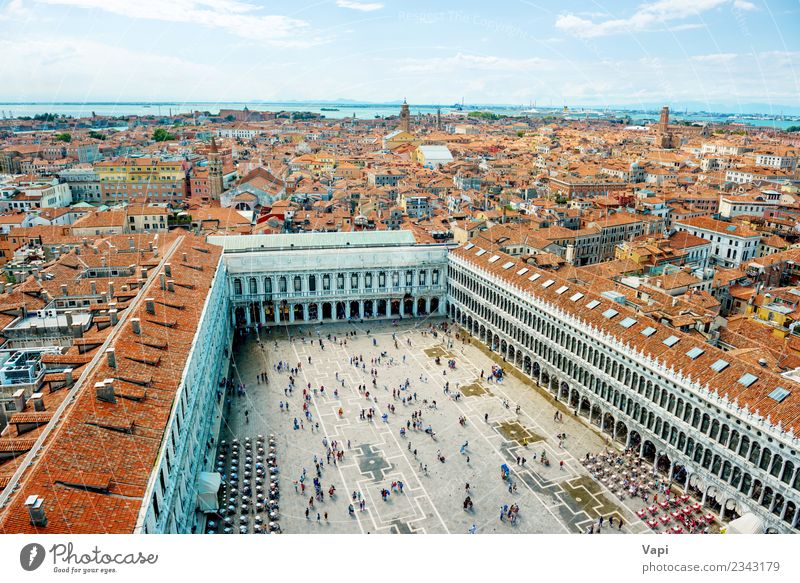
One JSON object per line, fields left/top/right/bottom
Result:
{"left": 320, "top": 107, "right": 339, "bottom": 111}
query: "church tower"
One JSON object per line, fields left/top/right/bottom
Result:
{"left": 399, "top": 99, "right": 410, "bottom": 133}
{"left": 208, "top": 137, "right": 224, "bottom": 201}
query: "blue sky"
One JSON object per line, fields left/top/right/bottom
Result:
{"left": 0, "top": 0, "right": 798, "bottom": 111}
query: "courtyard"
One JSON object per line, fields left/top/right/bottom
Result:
{"left": 216, "top": 317, "right": 662, "bottom": 534}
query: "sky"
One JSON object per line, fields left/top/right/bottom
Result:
{"left": 0, "top": 0, "right": 799, "bottom": 112}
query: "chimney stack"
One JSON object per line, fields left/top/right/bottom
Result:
{"left": 109, "top": 308, "right": 118, "bottom": 326}
{"left": 141, "top": 268, "right": 148, "bottom": 279}
{"left": 164, "top": 263, "right": 172, "bottom": 277}
{"left": 64, "top": 368, "right": 74, "bottom": 387}
{"left": 106, "top": 348, "right": 116, "bottom": 369}
{"left": 95, "top": 380, "right": 116, "bottom": 403}
{"left": 159, "top": 272, "right": 166, "bottom": 290}
{"left": 145, "top": 298, "right": 155, "bottom": 314}
{"left": 131, "top": 318, "right": 141, "bottom": 334}
{"left": 167, "top": 280, "right": 175, "bottom": 293}
{"left": 90, "top": 280, "right": 97, "bottom": 295}
{"left": 129, "top": 238, "right": 135, "bottom": 250}
{"left": 65, "top": 310, "right": 73, "bottom": 328}
{"left": 25, "top": 495, "right": 48, "bottom": 527}
{"left": 12, "top": 388, "right": 26, "bottom": 412}
{"left": 182, "top": 252, "right": 188, "bottom": 262}
{"left": 31, "top": 392, "right": 45, "bottom": 411}
{"left": 60, "top": 284, "right": 68, "bottom": 296}
{"left": 107, "top": 281, "right": 115, "bottom": 300}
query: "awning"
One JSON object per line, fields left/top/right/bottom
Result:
{"left": 725, "top": 512, "right": 764, "bottom": 534}
{"left": 196, "top": 472, "right": 222, "bottom": 513}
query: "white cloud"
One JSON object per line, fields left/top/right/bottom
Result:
{"left": 733, "top": 0, "right": 757, "bottom": 10}
{"left": 35, "top": 0, "right": 324, "bottom": 47}
{"left": 395, "top": 53, "right": 554, "bottom": 73}
{"left": 335, "top": 0, "right": 383, "bottom": 11}
{"left": 690, "top": 52, "right": 739, "bottom": 63}
{"left": 556, "top": 0, "right": 741, "bottom": 38}
{"left": 0, "top": 37, "right": 286, "bottom": 101}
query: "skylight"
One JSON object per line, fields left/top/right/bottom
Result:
{"left": 586, "top": 300, "right": 600, "bottom": 309}
{"left": 476, "top": 249, "right": 486, "bottom": 256}
{"left": 619, "top": 317, "right": 637, "bottom": 328}
{"left": 516, "top": 267, "right": 529, "bottom": 276}
{"left": 488, "top": 255, "right": 500, "bottom": 263}
{"left": 710, "top": 359, "right": 729, "bottom": 373}
{"left": 569, "top": 292, "right": 584, "bottom": 302}
{"left": 528, "top": 273, "right": 541, "bottom": 282}
{"left": 641, "top": 327, "right": 657, "bottom": 337}
{"left": 768, "top": 387, "right": 791, "bottom": 403}
{"left": 465, "top": 243, "right": 475, "bottom": 250}
{"left": 542, "top": 279, "right": 554, "bottom": 288}
{"left": 663, "top": 335, "right": 680, "bottom": 347}
{"left": 555, "top": 285, "right": 569, "bottom": 295}
{"left": 738, "top": 373, "right": 758, "bottom": 388}
{"left": 502, "top": 261, "right": 514, "bottom": 270}
{"left": 686, "top": 347, "right": 704, "bottom": 360}
{"left": 602, "top": 308, "right": 619, "bottom": 319}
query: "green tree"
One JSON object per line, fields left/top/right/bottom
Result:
{"left": 516, "top": 130, "right": 525, "bottom": 137}
{"left": 55, "top": 132, "right": 71, "bottom": 142}
{"left": 88, "top": 130, "right": 106, "bottom": 140}
{"left": 786, "top": 125, "right": 800, "bottom": 133}
{"left": 152, "top": 128, "right": 177, "bottom": 142}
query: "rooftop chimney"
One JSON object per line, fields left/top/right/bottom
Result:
{"left": 95, "top": 379, "right": 116, "bottom": 404}
{"left": 107, "top": 281, "right": 115, "bottom": 300}
{"left": 164, "top": 263, "right": 172, "bottom": 277}
{"left": 64, "top": 368, "right": 74, "bottom": 387}
{"left": 31, "top": 392, "right": 45, "bottom": 411}
{"left": 167, "top": 280, "right": 174, "bottom": 292}
{"left": 60, "top": 284, "right": 68, "bottom": 296}
{"left": 65, "top": 310, "right": 73, "bottom": 328}
{"left": 25, "top": 495, "right": 48, "bottom": 527}
{"left": 90, "top": 280, "right": 97, "bottom": 295}
{"left": 12, "top": 388, "right": 26, "bottom": 412}
{"left": 145, "top": 298, "right": 155, "bottom": 314}
{"left": 106, "top": 348, "right": 116, "bottom": 369}
{"left": 182, "top": 252, "right": 188, "bottom": 262}
{"left": 159, "top": 272, "right": 166, "bottom": 290}
{"left": 109, "top": 308, "right": 118, "bottom": 326}
{"left": 131, "top": 317, "right": 141, "bottom": 335}
{"left": 141, "top": 268, "right": 148, "bottom": 279}
{"left": 129, "top": 238, "right": 135, "bottom": 249}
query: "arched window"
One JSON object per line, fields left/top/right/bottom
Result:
{"left": 249, "top": 277, "right": 257, "bottom": 294}
{"left": 264, "top": 277, "right": 272, "bottom": 293}
{"left": 279, "top": 276, "right": 287, "bottom": 293}
{"left": 233, "top": 278, "right": 242, "bottom": 295}
{"left": 308, "top": 275, "right": 316, "bottom": 292}
{"left": 293, "top": 276, "right": 302, "bottom": 292}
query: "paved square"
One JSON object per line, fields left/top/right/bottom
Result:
{"left": 220, "top": 318, "right": 647, "bottom": 534}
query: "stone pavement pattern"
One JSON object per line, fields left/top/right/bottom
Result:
{"left": 221, "top": 318, "right": 648, "bottom": 534}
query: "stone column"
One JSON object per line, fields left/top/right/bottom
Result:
{"left": 289, "top": 304, "right": 295, "bottom": 324}
{"left": 358, "top": 301, "right": 364, "bottom": 319}
{"left": 273, "top": 304, "right": 280, "bottom": 324}
{"left": 399, "top": 300, "right": 405, "bottom": 317}
{"left": 303, "top": 304, "right": 309, "bottom": 322}
{"left": 258, "top": 301, "right": 264, "bottom": 325}
{"left": 245, "top": 304, "right": 252, "bottom": 326}
{"left": 412, "top": 298, "right": 419, "bottom": 317}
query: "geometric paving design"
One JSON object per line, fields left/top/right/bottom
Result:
{"left": 424, "top": 346, "right": 454, "bottom": 358}
{"left": 495, "top": 420, "right": 543, "bottom": 446}
{"left": 461, "top": 381, "right": 488, "bottom": 397}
